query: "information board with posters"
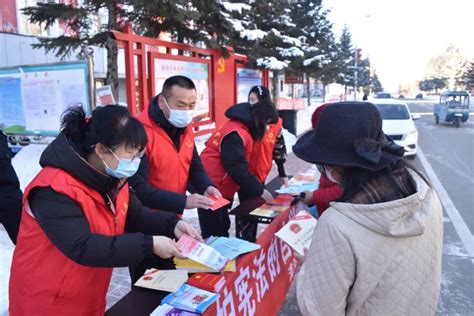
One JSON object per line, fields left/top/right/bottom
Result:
{"left": 153, "top": 59, "right": 210, "bottom": 116}
{"left": 0, "top": 61, "right": 91, "bottom": 136}
{"left": 236, "top": 68, "right": 262, "bottom": 103}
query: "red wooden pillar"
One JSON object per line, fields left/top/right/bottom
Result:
{"left": 121, "top": 24, "right": 138, "bottom": 116}
{"left": 211, "top": 49, "right": 237, "bottom": 129}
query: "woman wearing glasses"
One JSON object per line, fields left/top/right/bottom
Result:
{"left": 9, "top": 105, "right": 200, "bottom": 316}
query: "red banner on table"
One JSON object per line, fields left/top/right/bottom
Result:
{"left": 204, "top": 203, "right": 305, "bottom": 316}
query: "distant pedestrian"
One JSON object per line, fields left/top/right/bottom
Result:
{"left": 362, "top": 93, "right": 368, "bottom": 101}
{"left": 293, "top": 101, "right": 443, "bottom": 315}
{"left": 0, "top": 130, "right": 22, "bottom": 244}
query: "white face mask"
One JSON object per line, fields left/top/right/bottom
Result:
{"left": 325, "top": 166, "right": 338, "bottom": 184}
{"left": 162, "top": 96, "right": 194, "bottom": 128}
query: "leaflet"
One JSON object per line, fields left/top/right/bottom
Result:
{"left": 208, "top": 196, "right": 231, "bottom": 211}
{"left": 275, "top": 181, "right": 319, "bottom": 195}
{"left": 150, "top": 303, "right": 199, "bottom": 316}
{"left": 275, "top": 210, "right": 317, "bottom": 256}
{"left": 206, "top": 236, "right": 260, "bottom": 260}
{"left": 135, "top": 269, "right": 188, "bottom": 292}
{"left": 161, "top": 284, "right": 219, "bottom": 314}
{"left": 176, "top": 235, "right": 228, "bottom": 271}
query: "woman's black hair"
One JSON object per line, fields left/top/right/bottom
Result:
{"left": 61, "top": 105, "right": 147, "bottom": 155}
{"left": 250, "top": 99, "right": 279, "bottom": 141}
{"left": 318, "top": 159, "right": 430, "bottom": 203}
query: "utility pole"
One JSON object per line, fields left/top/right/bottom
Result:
{"left": 354, "top": 48, "right": 358, "bottom": 101}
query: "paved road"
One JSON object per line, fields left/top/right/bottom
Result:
{"left": 407, "top": 100, "right": 474, "bottom": 315}
{"left": 279, "top": 100, "right": 474, "bottom": 315}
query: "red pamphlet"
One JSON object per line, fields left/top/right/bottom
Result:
{"left": 187, "top": 273, "right": 226, "bottom": 293}
{"left": 268, "top": 194, "right": 294, "bottom": 206}
{"left": 208, "top": 196, "right": 231, "bottom": 211}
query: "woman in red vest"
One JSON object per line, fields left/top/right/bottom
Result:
{"left": 199, "top": 100, "right": 278, "bottom": 239}
{"left": 9, "top": 105, "right": 200, "bottom": 316}
{"left": 301, "top": 103, "right": 342, "bottom": 216}
{"left": 236, "top": 86, "right": 288, "bottom": 240}
{"left": 247, "top": 85, "right": 288, "bottom": 186}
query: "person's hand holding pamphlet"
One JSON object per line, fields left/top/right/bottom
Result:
{"left": 208, "top": 196, "right": 230, "bottom": 211}
{"left": 276, "top": 172, "right": 319, "bottom": 195}
{"left": 176, "top": 235, "right": 228, "bottom": 271}
{"left": 173, "top": 257, "right": 236, "bottom": 273}
{"left": 275, "top": 210, "right": 317, "bottom": 256}
{"left": 135, "top": 269, "right": 188, "bottom": 292}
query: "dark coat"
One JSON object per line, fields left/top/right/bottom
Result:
{"left": 128, "top": 96, "right": 213, "bottom": 212}
{"left": 27, "top": 133, "right": 179, "bottom": 267}
{"left": 0, "top": 132, "right": 22, "bottom": 244}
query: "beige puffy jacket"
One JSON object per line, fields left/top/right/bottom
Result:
{"left": 297, "top": 172, "right": 443, "bottom": 315}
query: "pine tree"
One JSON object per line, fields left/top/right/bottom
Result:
{"left": 226, "top": 1, "right": 304, "bottom": 101}
{"left": 464, "top": 61, "right": 474, "bottom": 91}
{"left": 335, "top": 25, "right": 355, "bottom": 89}
{"left": 287, "top": 0, "right": 337, "bottom": 105}
{"left": 357, "top": 58, "right": 371, "bottom": 89}
{"left": 21, "top": 1, "right": 244, "bottom": 94}
{"left": 23, "top": 1, "right": 126, "bottom": 93}
{"left": 370, "top": 71, "right": 383, "bottom": 93}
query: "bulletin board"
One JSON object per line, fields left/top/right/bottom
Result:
{"left": 0, "top": 61, "right": 91, "bottom": 136}
{"left": 236, "top": 68, "right": 263, "bottom": 103}
{"left": 153, "top": 58, "right": 210, "bottom": 117}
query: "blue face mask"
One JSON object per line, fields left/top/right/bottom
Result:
{"left": 102, "top": 147, "right": 141, "bottom": 179}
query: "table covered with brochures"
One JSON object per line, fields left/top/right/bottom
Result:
{"left": 107, "top": 174, "right": 318, "bottom": 315}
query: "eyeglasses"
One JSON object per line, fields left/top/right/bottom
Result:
{"left": 108, "top": 146, "right": 144, "bottom": 161}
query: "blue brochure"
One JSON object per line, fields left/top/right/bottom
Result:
{"left": 206, "top": 236, "right": 261, "bottom": 260}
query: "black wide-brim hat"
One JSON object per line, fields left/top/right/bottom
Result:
{"left": 293, "top": 101, "right": 405, "bottom": 171}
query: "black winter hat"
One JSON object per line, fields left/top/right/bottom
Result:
{"left": 293, "top": 101, "right": 405, "bottom": 171}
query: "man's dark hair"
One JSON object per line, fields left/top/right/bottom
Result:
{"left": 162, "top": 75, "right": 196, "bottom": 99}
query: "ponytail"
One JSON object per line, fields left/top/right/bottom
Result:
{"left": 61, "top": 106, "right": 88, "bottom": 144}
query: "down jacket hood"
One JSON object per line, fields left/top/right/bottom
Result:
{"left": 224, "top": 102, "right": 255, "bottom": 131}
{"left": 330, "top": 171, "right": 430, "bottom": 237}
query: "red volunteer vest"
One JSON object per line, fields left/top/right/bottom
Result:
{"left": 137, "top": 108, "right": 194, "bottom": 194}
{"left": 9, "top": 167, "right": 129, "bottom": 316}
{"left": 200, "top": 120, "right": 254, "bottom": 199}
{"left": 248, "top": 118, "right": 283, "bottom": 183}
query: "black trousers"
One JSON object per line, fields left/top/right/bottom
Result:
{"left": 128, "top": 257, "right": 174, "bottom": 284}
{"left": 197, "top": 203, "right": 232, "bottom": 239}
{"left": 235, "top": 191, "right": 259, "bottom": 242}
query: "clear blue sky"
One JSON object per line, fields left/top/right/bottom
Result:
{"left": 326, "top": 0, "right": 474, "bottom": 92}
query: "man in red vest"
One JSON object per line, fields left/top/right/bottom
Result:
{"left": 131, "top": 76, "right": 220, "bottom": 214}
{"left": 130, "top": 76, "right": 220, "bottom": 281}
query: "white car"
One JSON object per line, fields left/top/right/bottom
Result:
{"left": 371, "top": 99, "right": 420, "bottom": 159}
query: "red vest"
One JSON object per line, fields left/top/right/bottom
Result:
{"left": 9, "top": 167, "right": 129, "bottom": 316}
{"left": 201, "top": 120, "right": 254, "bottom": 199}
{"left": 248, "top": 118, "right": 283, "bottom": 183}
{"left": 137, "top": 108, "right": 194, "bottom": 194}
